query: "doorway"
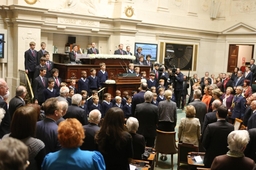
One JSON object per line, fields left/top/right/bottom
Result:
{"left": 227, "top": 44, "right": 254, "bottom": 72}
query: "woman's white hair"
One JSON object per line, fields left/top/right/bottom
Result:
{"left": 227, "top": 130, "right": 250, "bottom": 152}
{"left": 126, "top": 117, "right": 139, "bottom": 132}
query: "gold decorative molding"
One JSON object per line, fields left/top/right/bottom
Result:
{"left": 24, "top": 0, "right": 37, "bottom": 5}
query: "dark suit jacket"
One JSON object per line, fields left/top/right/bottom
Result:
{"left": 53, "top": 77, "right": 61, "bottom": 95}
{"left": 245, "top": 71, "right": 253, "bottom": 86}
{"left": 77, "top": 78, "right": 89, "bottom": 93}
{"left": 34, "top": 65, "right": 47, "bottom": 79}
{"left": 8, "top": 96, "right": 25, "bottom": 119}
{"left": 0, "top": 98, "right": 10, "bottom": 138}
{"left": 135, "top": 102, "right": 158, "bottom": 138}
{"left": 45, "top": 61, "right": 54, "bottom": 78}
{"left": 126, "top": 51, "right": 132, "bottom": 56}
{"left": 243, "top": 106, "right": 252, "bottom": 126}
{"left": 202, "top": 120, "right": 234, "bottom": 168}
{"left": 69, "top": 51, "right": 76, "bottom": 62}
{"left": 174, "top": 72, "right": 184, "bottom": 91}
{"left": 231, "top": 94, "right": 246, "bottom": 119}
{"left": 130, "top": 132, "right": 145, "bottom": 159}
{"left": 189, "top": 100, "right": 207, "bottom": 130}
{"left": 114, "top": 49, "right": 127, "bottom": 55}
{"left": 250, "top": 64, "right": 256, "bottom": 81}
{"left": 24, "top": 49, "right": 37, "bottom": 72}
{"left": 247, "top": 112, "right": 256, "bottom": 130}
{"left": 64, "top": 104, "right": 87, "bottom": 125}
{"left": 87, "top": 48, "right": 99, "bottom": 54}
{"left": 81, "top": 123, "right": 100, "bottom": 151}
{"left": 233, "top": 76, "right": 245, "bottom": 87}
{"left": 36, "top": 118, "right": 60, "bottom": 154}
{"left": 131, "top": 91, "right": 145, "bottom": 116}
{"left": 211, "top": 154, "right": 255, "bottom": 170}
{"left": 37, "top": 49, "right": 48, "bottom": 65}
{"left": 244, "top": 128, "right": 256, "bottom": 162}
{"left": 33, "top": 76, "right": 47, "bottom": 104}
{"left": 202, "top": 110, "right": 217, "bottom": 135}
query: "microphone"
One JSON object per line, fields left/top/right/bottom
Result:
{"left": 119, "top": 62, "right": 126, "bottom": 73}
{"left": 122, "top": 60, "right": 128, "bottom": 73}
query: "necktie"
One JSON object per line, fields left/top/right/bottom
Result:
{"left": 47, "top": 62, "right": 50, "bottom": 70}
{"left": 32, "top": 50, "right": 35, "bottom": 57}
{"left": 56, "top": 78, "right": 59, "bottom": 87}
{"left": 41, "top": 77, "right": 45, "bottom": 87}
{"left": 120, "top": 50, "right": 123, "bottom": 55}
{"left": 235, "top": 77, "right": 241, "bottom": 86}
{"left": 155, "top": 71, "right": 158, "bottom": 79}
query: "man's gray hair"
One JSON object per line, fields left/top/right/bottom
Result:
{"left": 16, "top": 86, "right": 27, "bottom": 96}
{"left": 228, "top": 130, "right": 249, "bottom": 152}
{"left": 71, "top": 94, "right": 82, "bottom": 105}
{"left": 88, "top": 109, "right": 101, "bottom": 123}
{"left": 144, "top": 91, "right": 153, "bottom": 102}
{"left": 126, "top": 117, "right": 139, "bottom": 132}
{"left": 193, "top": 89, "right": 202, "bottom": 99}
{"left": 60, "top": 86, "right": 69, "bottom": 96}
{"left": 212, "top": 100, "right": 221, "bottom": 109}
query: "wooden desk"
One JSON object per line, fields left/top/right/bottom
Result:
{"left": 131, "top": 159, "right": 150, "bottom": 170}
{"left": 187, "top": 152, "right": 205, "bottom": 169}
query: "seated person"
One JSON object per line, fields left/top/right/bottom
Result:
{"left": 126, "top": 117, "right": 145, "bottom": 159}
{"left": 211, "top": 130, "right": 255, "bottom": 170}
{"left": 127, "top": 63, "right": 134, "bottom": 73}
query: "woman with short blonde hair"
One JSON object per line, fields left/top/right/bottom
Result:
{"left": 178, "top": 105, "right": 201, "bottom": 146}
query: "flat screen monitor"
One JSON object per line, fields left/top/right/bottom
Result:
{"left": 134, "top": 43, "right": 158, "bottom": 61}
{"left": 0, "top": 34, "right": 4, "bottom": 58}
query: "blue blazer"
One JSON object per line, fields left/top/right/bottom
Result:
{"left": 77, "top": 78, "right": 89, "bottom": 93}
{"left": 231, "top": 94, "right": 246, "bottom": 119}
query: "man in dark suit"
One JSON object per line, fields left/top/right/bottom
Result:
{"left": 87, "top": 42, "right": 99, "bottom": 54}
{"left": 200, "top": 72, "right": 211, "bottom": 91}
{"left": 126, "top": 46, "right": 132, "bottom": 55}
{"left": 131, "top": 83, "right": 148, "bottom": 116}
{"left": 24, "top": 41, "right": 37, "bottom": 84}
{"left": 189, "top": 89, "right": 207, "bottom": 130}
{"left": 8, "top": 85, "right": 27, "bottom": 119}
{"left": 243, "top": 93, "right": 256, "bottom": 126}
{"left": 202, "top": 105, "right": 234, "bottom": 168}
{"left": 81, "top": 109, "right": 101, "bottom": 151}
{"left": 36, "top": 98, "right": 67, "bottom": 154}
{"left": 244, "top": 66, "right": 253, "bottom": 86}
{"left": 33, "top": 67, "right": 47, "bottom": 105}
{"left": 63, "top": 94, "right": 87, "bottom": 125}
{"left": 250, "top": 59, "right": 256, "bottom": 82}
{"left": 37, "top": 42, "right": 48, "bottom": 65}
{"left": 45, "top": 53, "right": 54, "bottom": 78}
{"left": 233, "top": 71, "right": 245, "bottom": 89}
{"left": 244, "top": 128, "right": 256, "bottom": 162}
{"left": 69, "top": 44, "right": 78, "bottom": 62}
{"left": 0, "top": 79, "right": 10, "bottom": 138}
{"left": 135, "top": 91, "right": 158, "bottom": 147}
{"left": 247, "top": 100, "right": 256, "bottom": 130}
{"left": 114, "top": 44, "right": 127, "bottom": 55}
{"left": 173, "top": 68, "right": 184, "bottom": 109}
{"left": 231, "top": 86, "right": 246, "bottom": 120}
{"left": 51, "top": 68, "right": 61, "bottom": 95}
{"left": 202, "top": 100, "right": 221, "bottom": 135}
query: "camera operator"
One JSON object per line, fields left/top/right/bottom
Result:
{"left": 173, "top": 68, "right": 184, "bottom": 109}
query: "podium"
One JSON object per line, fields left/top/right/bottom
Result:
{"left": 53, "top": 55, "right": 150, "bottom": 96}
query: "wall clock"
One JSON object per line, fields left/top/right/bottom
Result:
{"left": 24, "top": 0, "right": 37, "bottom": 5}
{"left": 125, "top": 6, "right": 134, "bottom": 17}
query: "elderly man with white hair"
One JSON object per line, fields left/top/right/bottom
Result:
{"left": 211, "top": 130, "right": 255, "bottom": 170}
{"left": 81, "top": 109, "right": 101, "bottom": 151}
{"left": 135, "top": 91, "right": 158, "bottom": 147}
{"left": 0, "top": 78, "right": 10, "bottom": 138}
{"left": 126, "top": 117, "right": 145, "bottom": 159}
{"left": 57, "top": 86, "right": 69, "bottom": 103}
{"left": 63, "top": 94, "right": 87, "bottom": 125}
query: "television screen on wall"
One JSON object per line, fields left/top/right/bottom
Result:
{"left": 0, "top": 34, "right": 4, "bottom": 58}
{"left": 134, "top": 43, "right": 158, "bottom": 61}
